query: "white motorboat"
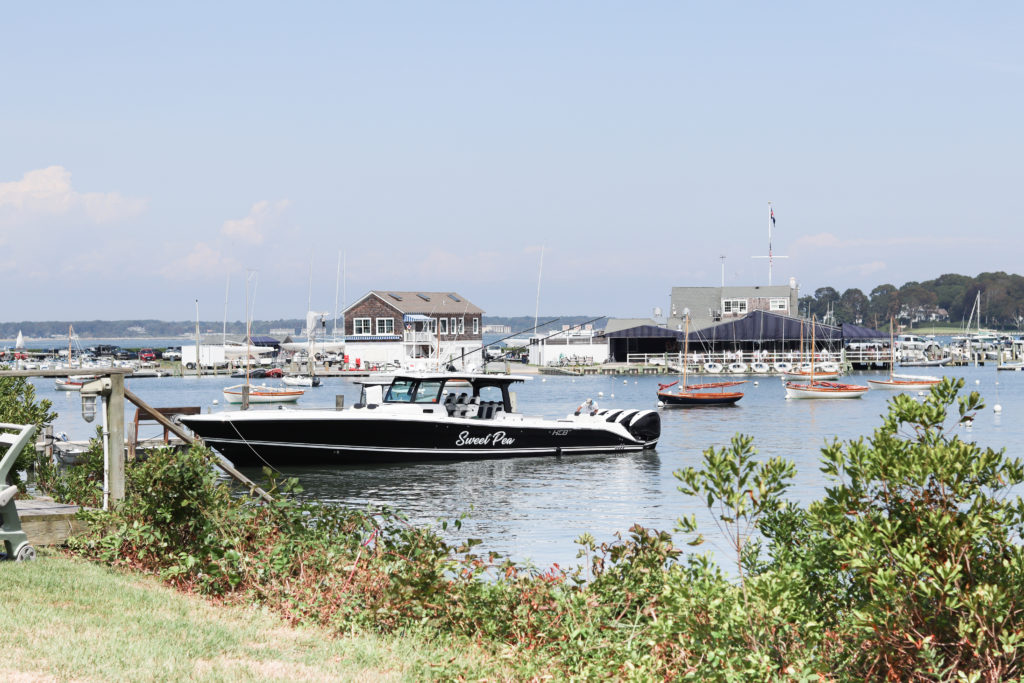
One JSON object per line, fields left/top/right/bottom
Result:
{"left": 183, "top": 372, "right": 661, "bottom": 467}
{"left": 282, "top": 374, "right": 322, "bottom": 387}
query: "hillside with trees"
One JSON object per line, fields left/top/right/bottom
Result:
{"left": 798, "top": 271, "right": 1024, "bottom": 330}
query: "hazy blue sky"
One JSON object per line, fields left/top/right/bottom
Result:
{"left": 2, "top": 3, "right": 1021, "bottom": 322}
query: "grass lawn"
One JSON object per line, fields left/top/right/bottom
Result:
{"left": 2, "top": 551, "right": 515, "bottom": 682}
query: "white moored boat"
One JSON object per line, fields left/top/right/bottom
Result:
{"left": 867, "top": 318, "right": 943, "bottom": 390}
{"left": 222, "top": 384, "right": 304, "bottom": 404}
{"left": 784, "top": 380, "right": 870, "bottom": 400}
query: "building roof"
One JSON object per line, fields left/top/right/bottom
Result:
{"left": 604, "top": 325, "right": 683, "bottom": 339}
{"left": 344, "top": 291, "right": 484, "bottom": 316}
{"left": 687, "top": 310, "right": 842, "bottom": 343}
{"left": 603, "top": 318, "right": 659, "bottom": 334}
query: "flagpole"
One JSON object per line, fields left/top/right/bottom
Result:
{"left": 768, "top": 201, "right": 773, "bottom": 286}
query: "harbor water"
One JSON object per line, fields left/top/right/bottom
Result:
{"left": 30, "top": 364, "right": 1023, "bottom": 570}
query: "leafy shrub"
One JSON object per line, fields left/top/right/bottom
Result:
{"left": 51, "top": 378, "right": 1024, "bottom": 680}
{"left": 0, "top": 376, "right": 56, "bottom": 491}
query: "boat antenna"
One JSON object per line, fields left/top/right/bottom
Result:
{"left": 751, "top": 202, "right": 788, "bottom": 286}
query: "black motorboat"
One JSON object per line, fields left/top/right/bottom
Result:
{"left": 180, "top": 372, "right": 660, "bottom": 466}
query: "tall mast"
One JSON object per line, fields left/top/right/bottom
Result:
{"left": 534, "top": 245, "right": 545, "bottom": 335}
{"left": 333, "top": 250, "right": 341, "bottom": 338}
{"left": 194, "top": 299, "right": 201, "bottom": 378}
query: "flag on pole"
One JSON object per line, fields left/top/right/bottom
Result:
{"left": 771, "top": 208, "right": 776, "bottom": 226}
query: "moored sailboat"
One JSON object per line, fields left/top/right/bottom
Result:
{"left": 658, "top": 314, "right": 745, "bottom": 406}
{"left": 785, "top": 316, "right": 868, "bottom": 399}
{"left": 867, "top": 319, "right": 942, "bottom": 390}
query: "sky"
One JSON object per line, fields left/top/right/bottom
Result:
{"left": 1, "top": 3, "right": 1022, "bottom": 322}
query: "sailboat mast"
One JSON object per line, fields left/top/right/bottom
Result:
{"left": 533, "top": 245, "right": 545, "bottom": 334}
{"left": 195, "top": 299, "right": 202, "bottom": 378}
{"left": 683, "top": 314, "right": 689, "bottom": 388}
{"left": 333, "top": 251, "right": 341, "bottom": 338}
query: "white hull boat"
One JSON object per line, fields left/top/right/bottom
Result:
{"left": 784, "top": 380, "right": 869, "bottom": 399}
{"left": 867, "top": 374, "right": 941, "bottom": 390}
{"left": 222, "top": 384, "right": 304, "bottom": 404}
{"left": 282, "top": 375, "right": 322, "bottom": 387}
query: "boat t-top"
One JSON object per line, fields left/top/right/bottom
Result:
{"left": 182, "top": 371, "right": 661, "bottom": 467}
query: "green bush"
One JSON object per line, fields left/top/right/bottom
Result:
{"left": 48, "top": 377, "right": 1024, "bottom": 680}
{"left": 0, "top": 376, "right": 56, "bottom": 491}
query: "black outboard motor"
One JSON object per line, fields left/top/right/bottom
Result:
{"left": 625, "top": 410, "right": 661, "bottom": 447}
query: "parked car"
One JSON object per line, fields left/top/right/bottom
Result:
{"left": 162, "top": 348, "right": 182, "bottom": 361}
{"left": 114, "top": 349, "right": 138, "bottom": 361}
{"left": 138, "top": 348, "right": 156, "bottom": 361}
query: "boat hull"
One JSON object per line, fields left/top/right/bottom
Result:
{"left": 181, "top": 409, "right": 661, "bottom": 466}
{"left": 222, "top": 384, "right": 304, "bottom": 404}
{"left": 658, "top": 391, "right": 743, "bottom": 406}
{"left": 784, "top": 381, "right": 869, "bottom": 399}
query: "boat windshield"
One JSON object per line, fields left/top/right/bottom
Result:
{"left": 412, "top": 380, "right": 443, "bottom": 403}
{"left": 385, "top": 379, "right": 444, "bottom": 403}
{"left": 385, "top": 380, "right": 415, "bottom": 402}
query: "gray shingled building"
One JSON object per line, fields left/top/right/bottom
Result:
{"left": 666, "top": 283, "right": 800, "bottom": 332}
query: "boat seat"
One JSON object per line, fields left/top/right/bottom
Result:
{"left": 457, "top": 396, "right": 480, "bottom": 418}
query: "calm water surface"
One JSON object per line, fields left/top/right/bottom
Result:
{"left": 33, "top": 364, "right": 1023, "bottom": 569}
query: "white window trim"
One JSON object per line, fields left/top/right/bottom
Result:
{"left": 439, "top": 318, "right": 448, "bottom": 335}
{"left": 353, "top": 317, "right": 372, "bottom": 335}
{"left": 450, "top": 317, "right": 457, "bottom": 336}
{"left": 376, "top": 317, "right": 394, "bottom": 335}
{"left": 770, "top": 298, "right": 788, "bottom": 311}
{"left": 722, "top": 299, "right": 748, "bottom": 315}
{"left": 473, "top": 317, "right": 479, "bottom": 334}
{"left": 458, "top": 318, "right": 465, "bottom": 334}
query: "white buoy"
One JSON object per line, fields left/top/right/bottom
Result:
{"left": 976, "top": 379, "right": 981, "bottom": 385}
{"left": 994, "top": 404, "right": 1003, "bottom": 413}
{"left": 212, "top": 399, "right": 219, "bottom": 405}
{"left": 541, "top": 378, "right": 546, "bottom": 382}
{"left": 918, "top": 391, "right": 926, "bottom": 396}
{"left": 610, "top": 394, "right": 615, "bottom": 398}
{"left": 623, "top": 379, "right": 627, "bottom": 384}
{"left": 753, "top": 381, "right": 759, "bottom": 386}
{"left": 598, "top": 391, "right": 604, "bottom": 397}
{"left": 657, "top": 401, "right": 664, "bottom": 407}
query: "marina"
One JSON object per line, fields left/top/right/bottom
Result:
{"left": 20, "top": 361, "right": 1022, "bottom": 569}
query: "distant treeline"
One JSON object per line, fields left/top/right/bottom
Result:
{"left": 0, "top": 319, "right": 307, "bottom": 340}
{"left": 800, "top": 271, "right": 1024, "bottom": 329}
{"left": 6, "top": 271, "right": 1023, "bottom": 337}
{"left": 0, "top": 316, "right": 605, "bottom": 340}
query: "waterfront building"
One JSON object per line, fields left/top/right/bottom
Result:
{"left": 666, "top": 281, "right": 800, "bottom": 332}
{"left": 342, "top": 291, "right": 484, "bottom": 369}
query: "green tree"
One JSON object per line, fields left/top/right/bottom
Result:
{"left": 837, "top": 287, "right": 869, "bottom": 324}
{"left": 0, "top": 377, "right": 57, "bottom": 490}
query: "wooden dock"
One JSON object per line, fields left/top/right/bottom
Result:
{"left": 15, "top": 498, "right": 86, "bottom": 546}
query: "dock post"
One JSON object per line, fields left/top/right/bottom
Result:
{"left": 107, "top": 373, "right": 126, "bottom": 503}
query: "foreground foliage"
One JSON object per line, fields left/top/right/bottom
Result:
{"left": 50, "top": 378, "right": 1024, "bottom": 680}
